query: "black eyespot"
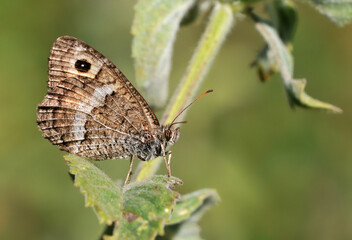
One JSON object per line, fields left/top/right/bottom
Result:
{"left": 75, "top": 59, "right": 91, "bottom": 73}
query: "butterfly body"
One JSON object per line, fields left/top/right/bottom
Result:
{"left": 37, "top": 36, "right": 179, "bottom": 163}
{"left": 125, "top": 126, "right": 179, "bottom": 161}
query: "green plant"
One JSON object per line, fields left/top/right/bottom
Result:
{"left": 66, "top": 0, "right": 351, "bottom": 239}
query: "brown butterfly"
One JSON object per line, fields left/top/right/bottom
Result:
{"left": 37, "top": 36, "right": 212, "bottom": 187}
{"left": 37, "top": 36, "right": 183, "bottom": 187}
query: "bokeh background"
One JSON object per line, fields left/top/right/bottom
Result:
{"left": 1, "top": 1, "right": 352, "bottom": 239}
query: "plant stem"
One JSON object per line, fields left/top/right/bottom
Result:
{"left": 133, "top": 2, "right": 238, "bottom": 182}
{"left": 162, "top": 2, "right": 236, "bottom": 124}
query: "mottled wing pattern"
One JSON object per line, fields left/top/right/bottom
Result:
{"left": 37, "top": 36, "right": 160, "bottom": 160}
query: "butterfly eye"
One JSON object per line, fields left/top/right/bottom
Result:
{"left": 75, "top": 59, "right": 91, "bottom": 73}
{"left": 164, "top": 130, "right": 172, "bottom": 141}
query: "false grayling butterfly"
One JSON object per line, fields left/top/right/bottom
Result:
{"left": 37, "top": 36, "right": 211, "bottom": 186}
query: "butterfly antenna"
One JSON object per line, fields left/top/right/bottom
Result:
{"left": 170, "top": 120, "right": 188, "bottom": 127}
{"left": 170, "top": 89, "right": 213, "bottom": 126}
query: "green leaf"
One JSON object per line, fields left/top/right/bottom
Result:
{"left": 268, "top": 0, "right": 298, "bottom": 44}
{"left": 180, "top": 1, "right": 200, "bottom": 26}
{"left": 307, "top": 0, "right": 352, "bottom": 26}
{"left": 66, "top": 155, "right": 183, "bottom": 239}
{"left": 65, "top": 154, "right": 123, "bottom": 225}
{"left": 157, "top": 189, "right": 219, "bottom": 240}
{"left": 115, "top": 176, "right": 183, "bottom": 239}
{"left": 132, "top": 0, "right": 196, "bottom": 108}
{"left": 287, "top": 79, "right": 343, "bottom": 112}
{"left": 159, "top": 220, "right": 201, "bottom": 240}
{"left": 251, "top": 0, "right": 298, "bottom": 82}
{"left": 252, "top": 12, "right": 342, "bottom": 113}
{"left": 167, "top": 189, "right": 219, "bottom": 225}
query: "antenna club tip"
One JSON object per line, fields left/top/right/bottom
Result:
{"left": 206, "top": 89, "right": 214, "bottom": 94}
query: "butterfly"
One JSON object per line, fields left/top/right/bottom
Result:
{"left": 37, "top": 36, "right": 182, "bottom": 187}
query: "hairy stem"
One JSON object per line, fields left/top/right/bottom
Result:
{"left": 133, "top": 2, "right": 239, "bottom": 182}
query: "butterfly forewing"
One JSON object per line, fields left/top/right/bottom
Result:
{"left": 37, "top": 36, "right": 161, "bottom": 160}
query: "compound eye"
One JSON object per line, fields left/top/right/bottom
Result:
{"left": 165, "top": 129, "right": 172, "bottom": 141}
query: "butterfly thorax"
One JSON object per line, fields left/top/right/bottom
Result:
{"left": 132, "top": 126, "right": 180, "bottom": 161}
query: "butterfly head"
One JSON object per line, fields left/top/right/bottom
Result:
{"left": 163, "top": 126, "right": 180, "bottom": 146}
{"left": 141, "top": 126, "right": 179, "bottom": 161}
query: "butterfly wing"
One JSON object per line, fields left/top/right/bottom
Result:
{"left": 37, "top": 36, "right": 160, "bottom": 160}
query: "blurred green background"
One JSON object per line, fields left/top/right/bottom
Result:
{"left": 1, "top": 1, "right": 352, "bottom": 239}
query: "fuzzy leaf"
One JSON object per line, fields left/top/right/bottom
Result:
{"left": 307, "top": 0, "right": 352, "bottom": 26}
{"left": 132, "top": 0, "right": 196, "bottom": 108}
{"left": 168, "top": 189, "right": 219, "bottom": 225}
{"left": 287, "top": 78, "right": 343, "bottom": 112}
{"left": 253, "top": 13, "right": 342, "bottom": 113}
{"left": 157, "top": 189, "right": 219, "bottom": 240}
{"left": 180, "top": 1, "right": 200, "bottom": 26}
{"left": 115, "top": 176, "right": 183, "bottom": 239}
{"left": 268, "top": 0, "right": 298, "bottom": 43}
{"left": 66, "top": 155, "right": 183, "bottom": 239}
{"left": 252, "top": 0, "right": 298, "bottom": 82}
{"left": 65, "top": 154, "right": 123, "bottom": 225}
{"left": 158, "top": 220, "right": 201, "bottom": 240}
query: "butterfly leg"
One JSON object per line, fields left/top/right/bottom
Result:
{"left": 163, "top": 155, "right": 171, "bottom": 177}
{"left": 167, "top": 151, "right": 172, "bottom": 171}
{"left": 164, "top": 151, "right": 172, "bottom": 178}
{"left": 123, "top": 155, "right": 136, "bottom": 189}
{"left": 161, "top": 144, "right": 172, "bottom": 177}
